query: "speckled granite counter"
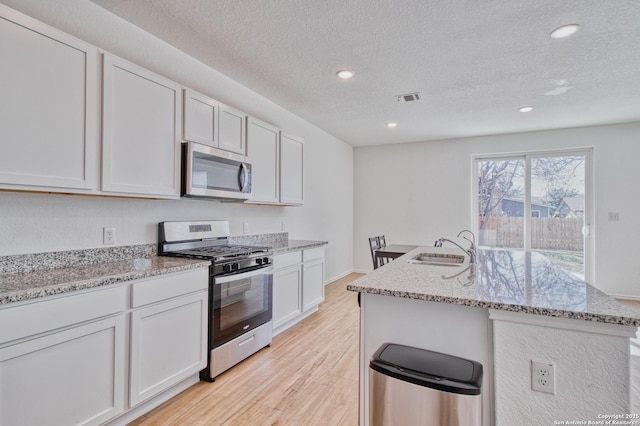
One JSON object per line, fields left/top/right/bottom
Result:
{"left": 0, "top": 245, "right": 209, "bottom": 305}
{"left": 228, "top": 232, "right": 326, "bottom": 254}
{"left": 267, "top": 240, "right": 327, "bottom": 254}
{"left": 347, "top": 247, "right": 640, "bottom": 327}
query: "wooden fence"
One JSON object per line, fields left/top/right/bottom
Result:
{"left": 479, "top": 217, "right": 583, "bottom": 251}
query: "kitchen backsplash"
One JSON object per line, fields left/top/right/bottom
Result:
{"left": 229, "top": 232, "right": 288, "bottom": 246}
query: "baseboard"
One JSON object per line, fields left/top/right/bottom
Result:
{"left": 325, "top": 269, "right": 371, "bottom": 284}
{"left": 612, "top": 294, "right": 640, "bottom": 301}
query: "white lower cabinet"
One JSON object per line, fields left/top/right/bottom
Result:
{"left": 272, "top": 246, "right": 325, "bottom": 334}
{"left": 0, "top": 267, "right": 208, "bottom": 426}
{"left": 0, "top": 286, "right": 126, "bottom": 426}
{"left": 273, "top": 251, "right": 303, "bottom": 329}
{"left": 302, "top": 247, "right": 325, "bottom": 311}
{"left": 129, "top": 291, "right": 207, "bottom": 407}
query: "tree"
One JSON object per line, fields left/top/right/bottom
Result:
{"left": 543, "top": 187, "right": 581, "bottom": 210}
{"left": 477, "top": 159, "right": 523, "bottom": 230}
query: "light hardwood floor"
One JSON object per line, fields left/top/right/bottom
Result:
{"left": 128, "top": 279, "right": 640, "bottom": 425}
{"left": 129, "top": 273, "right": 364, "bottom": 426}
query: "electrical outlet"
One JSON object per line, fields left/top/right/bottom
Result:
{"left": 281, "top": 221, "right": 286, "bottom": 231}
{"left": 103, "top": 227, "right": 116, "bottom": 245}
{"left": 531, "top": 360, "right": 556, "bottom": 394}
{"left": 243, "top": 222, "right": 249, "bottom": 234}
{"left": 608, "top": 212, "right": 620, "bottom": 222}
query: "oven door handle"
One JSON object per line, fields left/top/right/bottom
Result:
{"left": 215, "top": 266, "right": 273, "bottom": 284}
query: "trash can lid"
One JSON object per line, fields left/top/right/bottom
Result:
{"left": 370, "top": 343, "right": 483, "bottom": 395}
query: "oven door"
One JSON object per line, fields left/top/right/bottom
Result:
{"left": 212, "top": 266, "right": 273, "bottom": 348}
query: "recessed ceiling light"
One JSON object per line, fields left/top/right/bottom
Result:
{"left": 519, "top": 106, "right": 534, "bottom": 113}
{"left": 386, "top": 122, "right": 398, "bottom": 128}
{"left": 550, "top": 24, "right": 580, "bottom": 39}
{"left": 336, "top": 70, "right": 355, "bottom": 79}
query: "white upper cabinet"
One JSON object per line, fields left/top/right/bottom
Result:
{"left": 279, "top": 133, "right": 304, "bottom": 205}
{"left": 183, "top": 88, "right": 218, "bottom": 147}
{"left": 102, "top": 53, "right": 181, "bottom": 198}
{"left": 246, "top": 117, "right": 280, "bottom": 204}
{"left": 0, "top": 5, "right": 97, "bottom": 192}
{"left": 218, "top": 103, "right": 247, "bottom": 155}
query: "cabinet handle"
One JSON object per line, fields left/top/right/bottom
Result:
{"left": 238, "top": 334, "right": 255, "bottom": 347}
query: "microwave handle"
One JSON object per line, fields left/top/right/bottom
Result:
{"left": 239, "top": 162, "right": 249, "bottom": 192}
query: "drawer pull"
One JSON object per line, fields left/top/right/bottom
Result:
{"left": 238, "top": 335, "right": 255, "bottom": 347}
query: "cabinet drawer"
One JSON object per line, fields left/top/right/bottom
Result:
{"left": 303, "top": 246, "right": 324, "bottom": 262}
{"left": 131, "top": 268, "right": 209, "bottom": 308}
{"left": 0, "top": 285, "right": 125, "bottom": 345}
{"left": 273, "top": 251, "right": 302, "bottom": 269}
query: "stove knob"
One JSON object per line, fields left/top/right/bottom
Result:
{"left": 222, "top": 264, "right": 231, "bottom": 272}
{"left": 262, "top": 257, "right": 269, "bottom": 264}
{"left": 256, "top": 258, "right": 263, "bottom": 265}
{"left": 232, "top": 263, "right": 239, "bottom": 271}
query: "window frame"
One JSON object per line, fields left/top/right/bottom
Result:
{"left": 472, "top": 148, "right": 594, "bottom": 282}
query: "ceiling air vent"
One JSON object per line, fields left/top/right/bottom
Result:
{"left": 396, "top": 92, "right": 422, "bottom": 103}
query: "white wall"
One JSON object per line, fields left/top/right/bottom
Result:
{"left": 354, "top": 121, "right": 640, "bottom": 298}
{"left": 0, "top": 0, "right": 353, "bottom": 282}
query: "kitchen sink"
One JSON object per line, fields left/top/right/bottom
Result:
{"left": 407, "top": 253, "right": 466, "bottom": 266}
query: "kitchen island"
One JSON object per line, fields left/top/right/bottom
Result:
{"left": 347, "top": 247, "right": 640, "bottom": 425}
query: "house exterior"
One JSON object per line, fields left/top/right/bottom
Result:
{"left": 501, "top": 197, "right": 552, "bottom": 217}
{"left": 553, "top": 196, "right": 585, "bottom": 218}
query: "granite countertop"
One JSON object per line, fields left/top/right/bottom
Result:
{"left": 268, "top": 239, "right": 327, "bottom": 254}
{"left": 347, "top": 247, "right": 640, "bottom": 327}
{"left": 0, "top": 246, "right": 209, "bottom": 305}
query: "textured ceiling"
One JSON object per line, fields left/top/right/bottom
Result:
{"left": 91, "top": 0, "right": 640, "bottom": 147}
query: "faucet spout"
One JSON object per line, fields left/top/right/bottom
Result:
{"left": 437, "top": 229, "right": 476, "bottom": 264}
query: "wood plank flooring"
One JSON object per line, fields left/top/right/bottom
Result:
{"left": 129, "top": 273, "right": 364, "bottom": 426}
{"left": 128, "top": 280, "right": 640, "bottom": 425}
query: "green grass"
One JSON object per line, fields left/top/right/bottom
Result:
{"left": 538, "top": 250, "right": 584, "bottom": 276}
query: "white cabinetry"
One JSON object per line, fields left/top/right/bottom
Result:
{"left": 0, "top": 267, "right": 208, "bottom": 426}
{"left": 102, "top": 53, "right": 181, "bottom": 198}
{"left": 272, "top": 251, "right": 302, "bottom": 329}
{"left": 183, "top": 88, "right": 219, "bottom": 147}
{"left": 183, "top": 89, "right": 247, "bottom": 155}
{"left": 245, "top": 121, "right": 305, "bottom": 206}
{"left": 272, "top": 246, "right": 325, "bottom": 335}
{"left": 129, "top": 270, "right": 208, "bottom": 407}
{"left": 246, "top": 117, "right": 280, "bottom": 204}
{"left": 0, "top": 5, "right": 97, "bottom": 192}
{"left": 302, "top": 246, "right": 325, "bottom": 311}
{"left": 0, "top": 286, "right": 126, "bottom": 426}
{"left": 218, "top": 103, "right": 246, "bottom": 155}
{"left": 279, "top": 133, "right": 304, "bottom": 205}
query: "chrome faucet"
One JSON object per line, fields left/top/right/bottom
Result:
{"left": 436, "top": 229, "right": 476, "bottom": 264}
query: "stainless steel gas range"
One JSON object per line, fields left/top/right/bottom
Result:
{"left": 158, "top": 220, "right": 273, "bottom": 381}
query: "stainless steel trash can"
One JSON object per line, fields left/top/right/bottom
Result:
{"left": 369, "top": 343, "right": 483, "bottom": 426}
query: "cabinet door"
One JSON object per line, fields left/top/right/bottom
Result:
{"left": 280, "top": 133, "right": 304, "bottom": 205}
{"left": 218, "top": 103, "right": 246, "bottom": 155}
{"left": 246, "top": 117, "right": 279, "bottom": 203}
{"left": 102, "top": 53, "right": 181, "bottom": 198}
{"left": 273, "top": 265, "right": 302, "bottom": 329}
{"left": 0, "top": 6, "right": 97, "bottom": 191}
{"left": 302, "top": 257, "right": 325, "bottom": 311}
{"left": 183, "top": 88, "right": 218, "bottom": 147}
{"left": 0, "top": 316, "right": 125, "bottom": 426}
{"left": 129, "top": 291, "right": 208, "bottom": 407}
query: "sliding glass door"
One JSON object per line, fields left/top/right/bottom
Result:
{"left": 474, "top": 149, "right": 592, "bottom": 280}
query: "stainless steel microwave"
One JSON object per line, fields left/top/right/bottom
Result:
{"left": 182, "top": 142, "right": 252, "bottom": 200}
